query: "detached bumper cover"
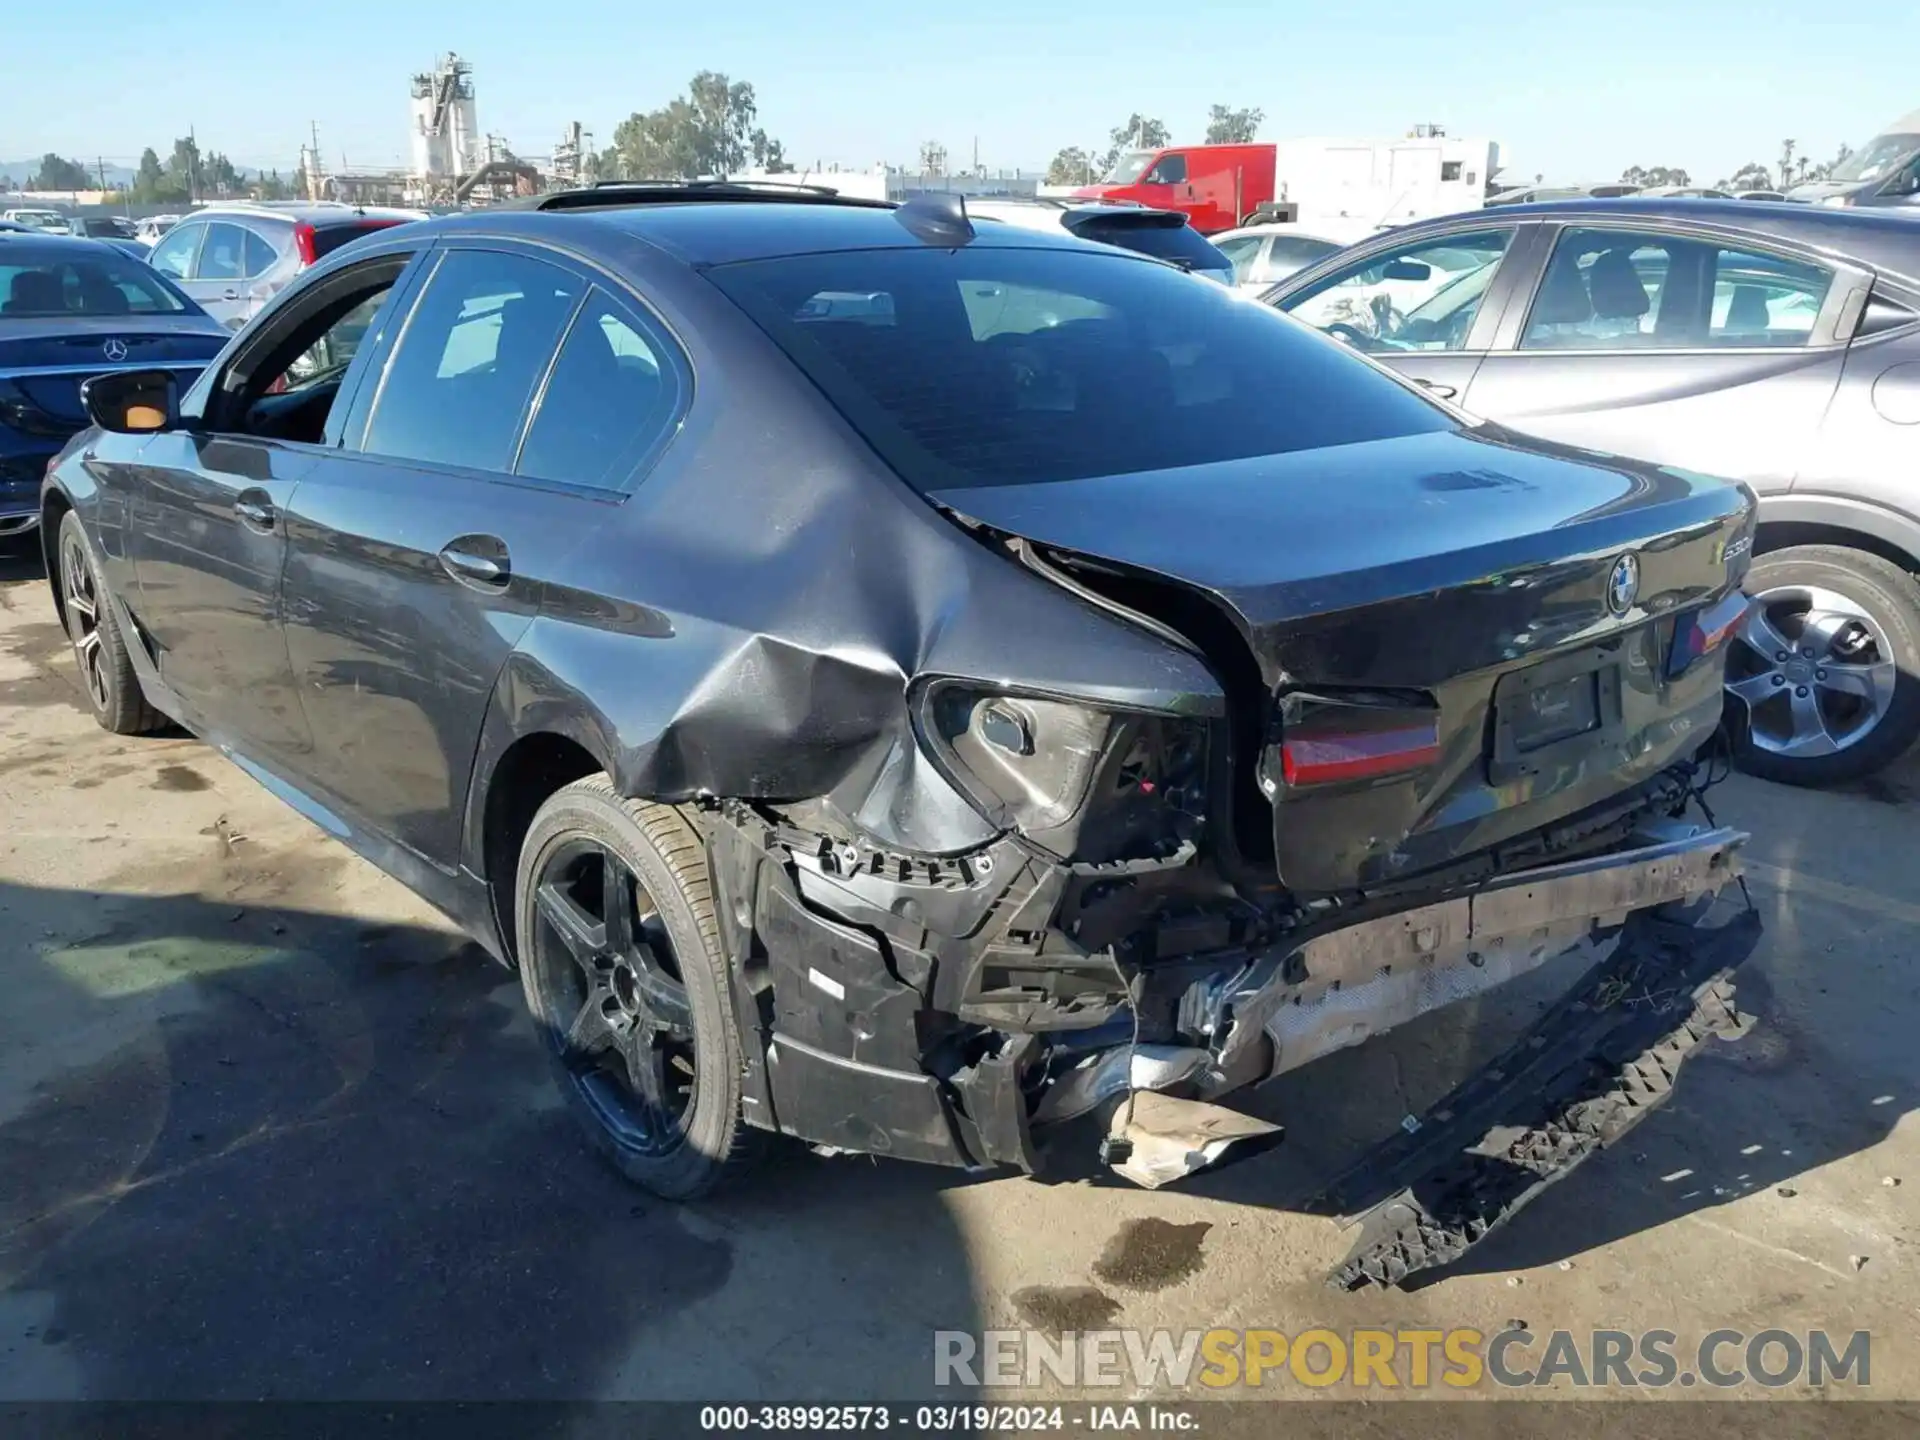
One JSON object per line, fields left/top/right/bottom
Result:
{"left": 1322, "top": 905, "right": 1761, "bottom": 1289}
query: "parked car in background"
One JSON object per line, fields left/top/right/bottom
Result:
{"left": 0, "top": 234, "right": 228, "bottom": 543}
{"left": 1786, "top": 109, "right": 1920, "bottom": 209}
{"left": 1264, "top": 197, "right": 1920, "bottom": 785}
{"left": 1488, "top": 183, "right": 1643, "bottom": 206}
{"left": 42, "top": 184, "right": 1757, "bottom": 1233}
{"left": 1638, "top": 185, "right": 1734, "bottom": 199}
{"left": 965, "top": 198, "right": 1233, "bottom": 284}
{"left": 1210, "top": 225, "right": 1347, "bottom": 290}
{"left": 134, "top": 214, "right": 181, "bottom": 245}
{"left": 145, "top": 200, "right": 420, "bottom": 329}
{"left": 3, "top": 208, "right": 74, "bottom": 234}
{"left": 75, "top": 217, "right": 139, "bottom": 241}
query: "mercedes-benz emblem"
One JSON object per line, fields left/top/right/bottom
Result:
{"left": 1607, "top": 553, "right": 1641, "bottom": 616}
{"left": 102, "top": 338, "right": 129, "bottom": 362}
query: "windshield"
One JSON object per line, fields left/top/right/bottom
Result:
{"left": 1101, "top": 151, "right": 1155, "bottom": 185}
{"left": 707, "top": 245, "right": 1452, "bottom": 493}
{"left": 1830, "top": 133, "right": 1920, "bottom": 184}
{"left": 0, "top": 247, "right": 192, "bottom": 316}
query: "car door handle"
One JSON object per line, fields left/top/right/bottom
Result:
{"left": 222, "top": 289, "right": 241, "bottom": 300}
{"left": 234, "top": 492, "right": 275, "bottom": 533}
{"left": 439, "top": 542, "right": 510, "bottom": 589}
{"left": 1414, "top": 379, "right": 1458, "bottom": 400}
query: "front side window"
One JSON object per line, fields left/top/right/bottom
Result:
{"left": 1522, "top": 228, "right": 1833, "bottom": 350}
{"left": 1281, "top": 230, "right": 1513, "bottom": 353}
{"left": 709, "top": 246, "right": 1453, "bottom": 494}
{"left": 1142, "top": 154, "right": 1188, "bottom": 185}
{"left": 1213, "top": 234, "right": 1263, "bottom": 280}
{"left": 148, "top": 224, "right": 201, "bottom": 280}
{"left": 362, "top": 248, "right": 582, "bottom": 473}
{"left": 515, "top": 290, "right": 685, "bottom": 489}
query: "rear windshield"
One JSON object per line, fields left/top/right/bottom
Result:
{"left": 312, "top": 221, "right": 401, "bottom": 259}
{"left": 707, "top": 245, "right": 1452, "bottom": 492}
{"left": 1072, "top": 218, "right": 1227, "bottom": 272}
{"left": 0, "top": 247, "right": 190, "bottom": 316}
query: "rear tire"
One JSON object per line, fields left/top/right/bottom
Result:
{"left": 1725, "top": 544, "right": 1920, "bottom": 786}
{"left": 57, "top": 511, "right": 165, "bottom": 737}
{"left": 515, "top": 778, "right": 758, "bottom": 1200}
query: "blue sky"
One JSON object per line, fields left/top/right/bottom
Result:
{"left": 4, "top": 1, "right": 1916, "bottom": 186}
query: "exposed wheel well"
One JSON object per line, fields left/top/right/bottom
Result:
{"left": 481, "top": 732, "right": 606, "bottom": 964}
{"left": 40, "top": 489, "right": 73, "bottom": 615}
{"left": 1754, "top": 519, "right": 1919, "bottom": 579}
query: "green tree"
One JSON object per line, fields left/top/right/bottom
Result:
{"left": 1620, "top": 165, "right": 1690, "bottom": 188}
{"left": 1099, "top": 114, "right": 1170, "bottom": 175}
{"left": 30, "top": 153, "right": 92, "bottom": 190}
{"left": 1046, "top": 146, "right": 1094, "bottom": 185}
{"left": 606, "top": 71, "right": 786, "bottom": 181}
{"left": 1719, "top": 161, "right": 1775, "bottom": 192}
{"left": 1204, "top": 104, "right": 1263, "bottom": 145}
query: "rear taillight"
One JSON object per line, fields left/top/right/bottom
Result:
{"left": 293, "top": 221, "right": 318, "bottom": 267}
{"left": 1668, "top": 590, "right": 1750, "bottom": 678}
{"left": 1277, "top": 690, "right": 1442, "bottom": 787}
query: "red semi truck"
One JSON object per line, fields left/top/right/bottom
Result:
{"left": 1076, "top": 136, "right": 1499, "bottom": 235}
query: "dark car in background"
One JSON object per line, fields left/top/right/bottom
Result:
{"left": 43, "top": 187, "right": 1756, "bottom": 1256}
{"left": 144, "top": 200, "right": 421, "bottom": 329}
{"left": 1264, "top": 197, "right": 1920, "bottom": 786}
{"left": 0, "top": 234, "right": 228, "bottom": 543}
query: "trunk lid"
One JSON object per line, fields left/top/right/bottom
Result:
{"left": 933, "top": 425, "right": 1754, "bottom": 893}
{"left": 0, "top": 319, "right": 228, "bottom": 432}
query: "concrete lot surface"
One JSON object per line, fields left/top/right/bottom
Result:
{"left": 1, "top": 543, "right": 1916, "bottom": 1406}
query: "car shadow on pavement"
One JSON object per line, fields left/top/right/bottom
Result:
{"left": 0, "top": 541, "right": 47, "bottom": 589}
{"left": 0, "top": 882, "right": 981, "bottom": 1401}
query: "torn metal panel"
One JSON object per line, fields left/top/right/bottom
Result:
{"left": 1323, "top": 908, "right": 1762, "bottom": 1290}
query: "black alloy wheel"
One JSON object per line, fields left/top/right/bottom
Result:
{"left": 515, "top": 779, "right": 757, "bottom": 1199}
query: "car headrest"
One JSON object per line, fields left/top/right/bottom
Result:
{"left": 1588, "top": 249, "right": 1650, "bottom": 320}
{"left": 1725, "top": 284, "right": 1771, "bottom": 333}
{"left": 4, "top": 270, "right": 64, "bottom": 314}
{"left": 1530, "top": 258, "right": 1592, "bottom": 327}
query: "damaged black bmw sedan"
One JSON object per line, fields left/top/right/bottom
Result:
{"left": 43, "top": 184, "right": 1761, "bottom": 1234}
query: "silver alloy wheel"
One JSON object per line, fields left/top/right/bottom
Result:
{"left": 1727, "top": 583, "right": 1899, "bottom": 758}
{"left": 59, "top": 531, "right": 110, "bottom": 712}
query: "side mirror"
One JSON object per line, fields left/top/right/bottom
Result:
{"left": 81, "top": 369, "right": 180, "bottom": 434}
{"left": 1381, "top": 259, "right": 1433, "bottom": 281}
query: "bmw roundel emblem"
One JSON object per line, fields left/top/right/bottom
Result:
{"left": 1607, "top": 553, "right": 1641, "bottom": 616}
{"left": 102, "top": 338, "right": 129, "bottom": 362}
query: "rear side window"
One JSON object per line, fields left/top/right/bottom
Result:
{"left": 515, "top": 290, "right": 686, "bottom": 489}
{"left": 708, "top": 246, "right": 1452, "bottom": 492}
{"left": 1522, "top": 227, "right": 1834, "bottom": 350}
{"left": 1072, "top": 218, "right": 1224, "bottom": 274}
{"left": 243, "top": 227, "right": 279, "bottom": 276}
{"left": 196, "top": 223, "right": 252, "bottom": 281}
{"left": 362, "top": 248, "right": 582, "bottom": 473}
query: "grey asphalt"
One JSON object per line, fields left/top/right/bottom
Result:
{"left": 1, "top": 544, "right": 1915, "bottom": 1403}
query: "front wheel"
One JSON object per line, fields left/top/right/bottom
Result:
{"left": 514, "top": 778, "right": 759, "bottom": 1199}
{"left": 1724, "top": 544, "right": 1920, "bottom": 786}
